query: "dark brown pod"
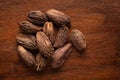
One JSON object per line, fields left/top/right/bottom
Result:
{"left": 51, "top": 43, "right": 72, "bottom": 69}
{"left": 17, "top": 45, "right": 36, "bottom": 66}
{"left": 43, "top": 22, "right": 55, "bottom": 44}
{"left": 28, "top": 11, "right": 47, "bottom": 25}
{"left": 18, "top": 21, "right": 42, "bottom": 34}
{"left": 70, "top": 29, "right": 86, "bottom": 51}
{"left": 16, "top": 34, "right": 37, "bottom": 50}
{"left": 53, "top": 26, "right": 69, "bottom": 48}
{"left": 35, "top": 53, "right": 47, "bottom": 71}
{"left": 36, "top": 31, "right": 54, "bottom": 58}
{"left": 45, "top": 9, "right": 71, "bottom": 28}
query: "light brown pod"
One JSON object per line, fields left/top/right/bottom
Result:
{"left": 70, "top": 29, "right": 86, "bottom": 51}
{"left": 18, "top": 21, "right": 42, "bottom": 34}
{"left": 51, "top": 43, "right": 72, "bottom": 69}
{"left": 45, "top": 9, "right": 71, "bottom": 28}
{"left": 16, "top": 34, "right": 37, "bottom": 50}
{"left": 36, "top": 31, "right": 54, "bottom": 57}
{"left": 17, "top": 45, "right": 36, "bottom": 66}
{"left": 28, "top": 11, "right": 47, "bottom": 25}
{"left": 43, "top": 22, "right": 55, "bottom": 44}
{"left": 35, "top": 53, "right": 47, "bottom": 71}
{"left": 53, "top": 26, "right": 69, "bottom": 48}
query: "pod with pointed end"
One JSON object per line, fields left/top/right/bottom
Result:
{"left": 16, "top": 34, "right": 37, "bottom": 50}
{"left": 35, "top": 53, "right": 47, "bottom": 71}
{"left": 36, "top": 31, "right": 54, "bottom": 58}
{"left": 43, "top": 22, "right": 55, "bottom": 44}
{"left": 18, "top": 21, "right": 42, "bottom": 34}
{"left": 54, "top": 26, "right": 69, "bottom": 48}
{"left": 28, "top": 11, "right": 47, "bottom": 25}
{"left": 17, "top": 45, "right": 36, "bottom": 66}
{"left": 51, "top": 43, "right": 72, "bottom": 69}
{"left": 70, "top": 29, "right": 86, "bottom": 51}
{"left": 45, "top": 9, "right": 71, "bottom": 28}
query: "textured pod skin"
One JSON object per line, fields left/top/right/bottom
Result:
{"left": 45, "top": 9, "right": 71, "bottom": 28}
{"left": 43, "top": 22, "right": 55, "bottom": 44}
{"left": 35, "top": 53, "right": 47, "bottom": 71}
{"left": 16, "top": 34, "right": 37, "bottom": 50}
{"left": 28, "top": 11, "right": 47, "bottom": 25}
{"left": 18, "top": 21, "right": 42, "bottom": 34}
{"left": 36, "top": 31, "right": 54, "bottom": 58}
{"left": 70, "top": 29, "right": 86, "bottom": 51}
{"left": 17, "top": 45, "right": 36, "bottom": 66}
{"left": 53, "top": 26, "right": 69, "bottom": 48}
{"left": 51, "top": 43, "right": 72, "bottom": 69}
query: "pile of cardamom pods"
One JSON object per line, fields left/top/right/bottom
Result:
{"left": 16, "top": 9, "right": 86, "bottom": 71}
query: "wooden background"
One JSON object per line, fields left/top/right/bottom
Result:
{"left": 0, "top": 0, "right": 120, "bottom": 80}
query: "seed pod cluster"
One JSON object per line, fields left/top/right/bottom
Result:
{"left": 16, "top": 9, "right": 86, "bottom": 71}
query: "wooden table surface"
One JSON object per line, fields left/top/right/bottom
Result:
{"left": 0, "top": 0, "right": 120, "bottom": 80}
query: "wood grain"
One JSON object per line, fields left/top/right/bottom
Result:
{"left": 0, "top": 0, "right": 120, "bottom": 80}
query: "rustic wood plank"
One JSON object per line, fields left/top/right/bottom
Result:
{"left": 0, "top": 0, "right": 120, "bottom": 80}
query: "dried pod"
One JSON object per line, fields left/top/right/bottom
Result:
{"left": 51, "top": 43, "right": 72, "bottom": 69}
{"left": 53, "top": 26, "right": 69, "bottom": 48}
{"left": 45, "top": 9, "right": 71, "bottom": 28}
{"left": 70, "top": 29, "right": 86, "bottom": 51}
{"left": 43, "top": 22, "right": 55, "bottom": 43}
{"left": 28, "top": 11, "right": 47, "bottom": 25}
{"left": 16, "top": 34, "right": 37, "bottom": 50}
{"left": 36, "top": 31, "right": 54, "bottom": 57}
{"left": 18, "top": 21, "right": 42, "bottom": 34}
{"left": 17, "top": 45, "right": 36, "bottom": 66}
{"left": 35, "top": 53, "right": 47, "bottom": 71}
